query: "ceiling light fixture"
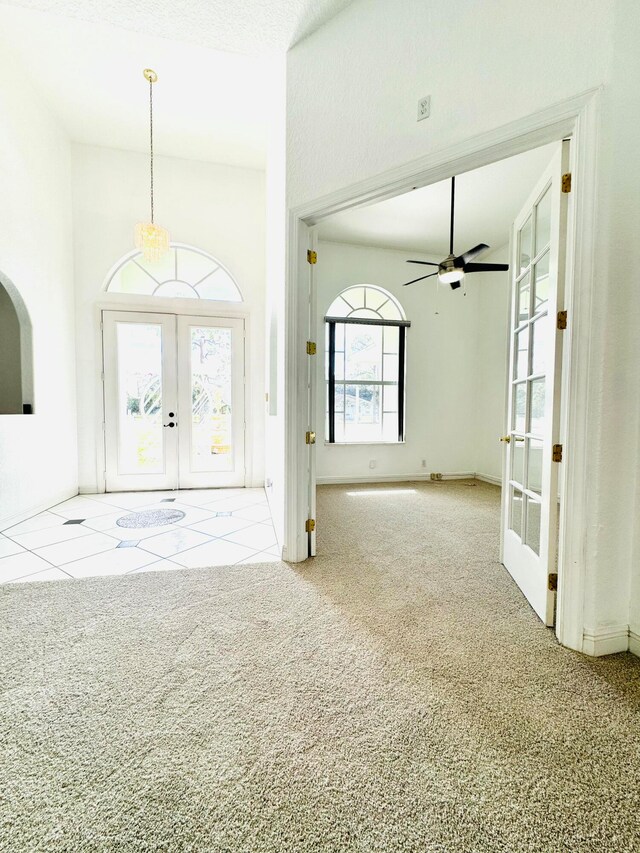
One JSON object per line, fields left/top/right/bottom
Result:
{"left": 135, "top": 68, "right": 170, "bottom": 263}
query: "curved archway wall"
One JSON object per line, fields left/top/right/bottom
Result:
{"left": 0, "top": 275, "right": 34, "bottom": 414}
{"left": 0, "top": 46, "right": 78, "bottom": 528}
{"left": 72, "top": 144, "right": 266, "bottom": 492}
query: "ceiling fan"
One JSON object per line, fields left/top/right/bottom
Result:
{"left": 403, "top": 176, "right": 509, "bottom": 289}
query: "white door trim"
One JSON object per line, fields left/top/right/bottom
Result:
{"left": 97, "top": 300, "right": 250, "bottom": 494}
{"left": 285, "top": 88, "right": 601, "bottom": 654}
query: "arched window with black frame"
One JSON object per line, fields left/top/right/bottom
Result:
{"left": 325, "top": 285, "right": 410, "bottom": 444}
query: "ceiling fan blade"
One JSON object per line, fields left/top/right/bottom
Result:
{"left": 464, "top": 262, "right": 509, "bottom": 273}
{"left": 402, "top": 271, "right": 438, "bottom": 286}
{"left": 454, "top": 243, "right": 490, "bottom": 266}
{"left": 406, "top": 260, "right": 440, "bottom": 266}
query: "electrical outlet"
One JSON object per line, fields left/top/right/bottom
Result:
{"left": 369, "top": 460, "right": 377, "bottom": 469}
{"left": 430, "top": 472, "right": 443, "bottom": 481}
{"left": 417, "top": 95, "right": 431, "bottom": 121}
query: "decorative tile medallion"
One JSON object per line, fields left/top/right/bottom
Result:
{"left": 116, "top": 509, "right": 185, "bottom": 529}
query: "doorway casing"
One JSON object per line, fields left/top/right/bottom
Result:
{"left": 285, "top": 88, "right": 601, "bottom": 655}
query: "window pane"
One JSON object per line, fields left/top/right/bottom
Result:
{"left": 382, "top": 412, "right": 398, "bottom": 441}
{"left": 535, "top": 185, "right": 552, "bottom": 254}
{"left": 155, "top": 281, "right": 197, "bottom": 298}
{"left": 383, "top": 353, "right": 399, "bottom": 380}
{"left": 116, "top": 322, "right": 164, "bottom": 475}
{"left": 515, "top": 327, "right": 529, "bottom": 379}
{"left": 383, "top": 384, "right": 398, "bottom": 413}
{"left": 344, "top": 384, "right": 382, "bottom": 441}
{"left": 365, "top": 287, "right": 388, "bottom": 312}
{"left": 113, "top": 262, "right": 156, "bottom": 295}
{"left": 527, "top": 438, "right": 543, "bottom": 495}
{"left": 345, "top": 325, "right": 382, "bottom": 381}
{"left": 529, "top": 378, "right": 545, "bottom": 435}
{"left": 533, "top": 251, "right": 550, "bottom": 314}
{"left": 179, "top": 250, "right": 217, "bottom": 283}
{"left": 384, "top": 325, "right": 399, "bottom": 353}
{"left": 136, "top": 248, "right": 176, "bottom": 282}
{"left": 525, "top": 498, "right": 541, "bottom": 555}
{"left": 335, "top": 352, "right": 345, "bottom": 380}
{"left": 351, "top": 308, "right": 382, "bottom": 319}
{"left": 379, "top": 300, "right": 402, "bottom": 320}
{"left": 519, "top": 216, "right": 532, "bottom": 273}
{"left": 197, "top": 268, "right": 242, "bottom": 302}
{"left": 343, "top": 286, "right": 365, "bottom": 310}
{"left": 511, "top": 438, "right": 524, "bottom": 486}
{"left": 510, "top": 487, "right": 523, "bottom": 538}
{"left": 335, "top": 384, "right": 345, "bottom": 413}
{"left": 516, "top": 273, "right": 530, "bottom": 324}
{"left": 531, "top": 315, "right": 547, "bottom": 376}
{"left": 335, "top": 323, "right": 345, "bottom": 353}
{"left": 513, "top": 382, "right": 526, "bottom": 433}
{"left": 189, "top": 326, "right": 233, "bottom": 470}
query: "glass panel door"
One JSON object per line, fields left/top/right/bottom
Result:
{"left": 177, "top": 316, "right": 245, "bottom": 488}
{"left": 500, "top": 141, "right": 568, "bottom": 626}
{"left": 103, "top": 312, "right": 178, "bottom": 491}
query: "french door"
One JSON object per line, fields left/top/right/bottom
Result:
{"left": 103, "top": 311, "right": 245, "bottom": 491}
{"left": 500, "top": 142, "right": 568, "bottom": 625}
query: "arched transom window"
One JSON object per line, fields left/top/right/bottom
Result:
{"left": 325, "top": 285, "right": 410, "bottom": 444}
{"left": 326, "top": 284, "right": 405, "bottom": 322}
{"left": 105, "top": 244, "right": 242, "bottom": 302}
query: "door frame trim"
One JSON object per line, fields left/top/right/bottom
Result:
{"left": 285, "top": 87, "right": 602, "bottom": 654}
{"left": 96, "top": 297, "right": 251, "bottom": 495}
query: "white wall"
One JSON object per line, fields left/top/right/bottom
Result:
{"left": 287, "top": 0, "right": 640, "bottom": 649}
{"left": 315, "top": 241, "right": 508, "bottom": 484}
{"left": 72, "top": 145, "right": 266, "bottom": 492}
{"left": 474, "top": 247, "right": 510, "bottom": 482}
{"left": 0, "top": 47, "right": 77, "bottom": 528}
{"left": 263, "top": 57, "right": 287, "bottom": 549}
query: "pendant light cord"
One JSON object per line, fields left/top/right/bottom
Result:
{"left": 149, "top": 77, "right": 154, "bottom": 224}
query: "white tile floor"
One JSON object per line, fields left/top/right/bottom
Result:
{"left": 0, "top": 488, "right": 280, "bottom": 585}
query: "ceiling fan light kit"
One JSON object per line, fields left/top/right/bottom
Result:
{"left": 403, "top": 175, "right": 509, "bottom": 290}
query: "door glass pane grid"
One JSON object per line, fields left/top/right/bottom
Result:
{"left": 116, "top": 322, "right": 164, "bottom": 476}
{"left": 189, "top": 326, "right": 233, "bottom": 471}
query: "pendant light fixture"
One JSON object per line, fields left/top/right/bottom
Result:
{"left": 135, "top": 68, "right": 170, "bottom": 263}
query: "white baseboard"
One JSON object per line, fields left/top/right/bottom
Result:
{"left": 0, "top": 488, "right": 79, "bottom": 532}
{"left": 475, "top": 473, "right": 502, "bottom": 487}
{"left": 629, "top": 629, "right": 640, "bottom": 658}
{"left": 582, "top": 626, "right": 629, "bottom": 657}
{"left": 316, "top": 472, "right": 476, "bottom": 486}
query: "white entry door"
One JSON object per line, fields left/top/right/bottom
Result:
{"left": 103, "top": 311, "right": 245, "bottom": 491}
{"left": 500, "top": 142, "right": 568, "bottom": 626}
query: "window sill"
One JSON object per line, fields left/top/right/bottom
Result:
{"left": 324, "top": 441, "right": 406, "bottom": 447}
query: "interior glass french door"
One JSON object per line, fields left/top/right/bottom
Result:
{"left": 103, "top": 311, "right": 244, "bottom": 491}
{"left": 500, "top": 142, "right": 568, "bottom": 626}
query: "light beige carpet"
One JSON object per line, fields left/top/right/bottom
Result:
{"left": 1, "top": 480, "right": 639, "bottom": 852}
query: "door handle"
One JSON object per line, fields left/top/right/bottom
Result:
{"left": 163, "top": 421, "right": 177, "bottom": 428}
{"left": 500, "top": 435, "right": 524, "bottom": 443}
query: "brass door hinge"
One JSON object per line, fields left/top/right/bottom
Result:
{"left": 305, "top": 431, "right": 316, "bottom": 445}
{"left": 305, "top": 518, "right": 316, "bottom": 533}
{"left": 552, "top": 444, "right": 563, "bottom": 462}
{"left": 307, "top": 249, "right": 317, "bottom": 264}
{"left": 557, "top": 310, "right": 568, "bottom": 330}
{"left": 548, "top": 572, "right": 558, "bottom": 591}
{"left": 561, "top": 173, "right": 572, "bottom": 193}
{"left": 306, "top": 341, "right": 317, "bottom": 355}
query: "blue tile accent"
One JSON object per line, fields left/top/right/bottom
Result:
{"left": 116, "top": 540, "right": 140, "bottom": 548}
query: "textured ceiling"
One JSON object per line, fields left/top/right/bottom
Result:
{"left": 0, "top": 4, "right": 286, "bottom": 167}
{"left": 0, "top": 0, "right": 356, "bottom": 54}
{"left": 318, "top": 145, "right": 558, "bottom": 256}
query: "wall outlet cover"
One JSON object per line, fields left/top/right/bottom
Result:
{"left": 417, "top": 95, "right": 431, "bottom": 121}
